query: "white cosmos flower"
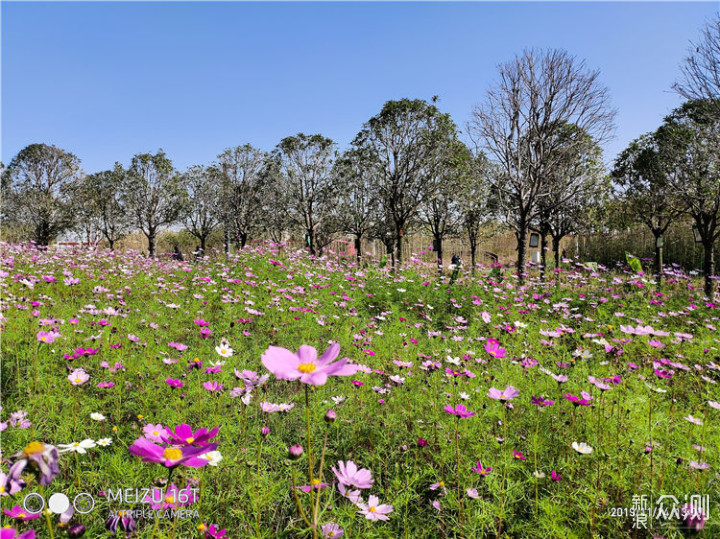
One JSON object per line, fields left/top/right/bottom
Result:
{"left": 96, "top": 438, "right": 113, "bottom": 446}
{"left": 684, "top": 415, "right": 703, "bottom": 426}
{"left": 332, "top": 396, "right": 346, "bottom": 405}
{"left": 58, "top": 439, "right": 97, "bottom": 454}
{"left": 215, "top": 345, "right": 234, "bottom": 358}
{"left": 459, "top": 392, "right": 470, "bottom": 400}
{"left": 533, "top": 471, "right": 546, "bottom": 479}
{"left": 91, "top": 413, "right": 106, "bottom": 421}
{"left": 572, "top": 442, "right": 594, "bottom": 455}
{"left": 199, "top": 450, "right": 223, "bottom": 466}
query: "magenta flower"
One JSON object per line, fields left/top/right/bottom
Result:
{"left": 3, "top": 505, "right": 41, "bottom": 521}
{"left": 444, "top": 404, "right": 476, "bottom": 418}
{"left": 484, "top": 338, "right": 507, "bottom": 359}
{"left": 332, "top": 461, "right": 373, "bottom": 489}
{"left": 97, "top": 382, "right": 114, "bottom": 389}
{"left": 0, "top": 528, "right": 36, "bottom": 539}
{"left": 512, "top": 450, "right": 527, "bottom": 460}
{"left": 488, "top": 386, "right": 520, "bottom": 401}
{"left": 203, "top": 381, "right": 223, "bottom": 393}
{"left": 166, "top": 378, "right": 184, "bottom": 388}
{"left": 203, "top": 524, "right": 228, "bottom": 538}
{"left": 297, "top": 480, "right": 331, "bottom": 492}
{"left": 471, "top": 461, "right": 492, "bottom": 476}
{"left": 682, "top": 503, "right": 707, "bottom": 530}
{"left": 128, "top": 438, "right": 217, "bottom": 468}
{"left": 550, "top": 470, "right": 562, "bottom": 482}
{"left": 564, "top": 392, "right": 594, "bottom": 406}
{"left": 261, "top": 342, "right": 358, "bottom": 386}
{"left": 531, "top": 396, "right": 554, "bottom": 407}
{"left": 161, "top": 424, "right": 219, "bottom": 446}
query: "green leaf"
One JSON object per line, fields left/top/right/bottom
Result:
{"left": 625, "top": 252, "right": 642, "bottom": 273}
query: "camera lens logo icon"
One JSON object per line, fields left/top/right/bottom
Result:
{"left": 23, "top": 492, "right": 95, "bottom": 515}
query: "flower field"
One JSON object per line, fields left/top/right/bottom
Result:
{"left": 1, "top": 243, "right": 718, "bottom": 538}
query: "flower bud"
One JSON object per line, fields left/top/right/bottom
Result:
{"left": 324, "top": 409, "right": 336, "bottom": 423}
{"left": 288, "top": 444, "right": 304, "bottom": 460}
{"left": 68, "top": 524, "right": 86, "bottom": 537}
{"left": 261, "top": 426, "right": 270, "bottom": 437}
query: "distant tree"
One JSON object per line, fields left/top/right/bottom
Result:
{"left": 673, "top": 13, "right": 720, "bottom": 110}
{"left": 216, "top": 144, "right": 268, "bottom": 251}
{"left": 352, "top": 98, "right": 459, "bottom": 269}
{"left": 469, "top": 49, "right": 615, "bottom": 283}
{"left": 612, "top": 132, "right": 680, "bottom": 283}
{"left": 657, "top": 99, "right": 720, "bottom": 296}
{"left": 534, "top": 125, "right": 607, "bottom": 278}
{"left": 3, "top": 144, "right": 81, "bottom": 246}
{"left": 458, "top": 152, "right": 496, "bottom": 272}
{"left": 419, "top": 139, "right": 472, "bottom": 273}
{"left": 271, "top": 134, "right": 338, "bottom": 256}
{"left": 334, "top": 147, "right": 379, "bottom": 264}
{"left": 122, "top": 150, "right": 186, "bottom": 258}
{"left": 181, "top": 164, "right": 222, "bottom": 252}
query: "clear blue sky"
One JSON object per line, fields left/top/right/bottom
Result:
{"left": 2, "top": 2, "right": 718, "bottom": 173}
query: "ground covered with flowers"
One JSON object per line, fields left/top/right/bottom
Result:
{"left": 1, "top": 244, "right": 718, "bottom": 538}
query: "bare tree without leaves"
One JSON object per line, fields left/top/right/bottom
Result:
{"left": 122, "top": 150, "right": 187, "bottom": 258}
{"left": 673, "top": 13, "right": 720, "bottom": 110}
{"left": 469, "top": 49, "right": 615, "bottom": 283}
{"left": 4, "top": 144, "right": 81, "bottom": 246}
{"left": 458, "top": 152, "right": 496, "bottom": 272}
{"left": 181, "top": 164, "right": 222, "bottom": 252}
{"left": 217, "top": 144, "right": 268, "bottom": 251}
{"left": 271, "top": 134, "right": 338, "bottom": 256}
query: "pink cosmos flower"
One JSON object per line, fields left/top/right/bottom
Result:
{"left": 488, "top": 386, "right": 520, "bottom": 401}
{"left": 143, "top": 424, "right": 169, "bottom": 443}
{"left": 0, "top": 528, "right": 36, "bottom": 539}
{"left": 338, "top": 484, "right": 362, "bottom": 503}
{"left": 512, "top": 450, "right": 527, "bottom": 460}
{"left": 471, "top": 461, "right": 492, "bottom": 476}
{"left": 297, "top": 480, "right": 331, "bottom": 492}
{"left": 37, "top": 331, "right": 61, "bottom": 343}
{"left": 466, "top": 488, "right": 479, "bottom": 499}
{"left": 356, "top": 495, "right": 393, "bottom": 521}
{"left": 68, "top": 369, "right": 89, "bottom": 386}
{"left": 162, "top": 424, "right": 219, "bottom": 446}
{"left": 550, "top": 470, "right": 562, "bottom": 482}
{"left": 321, "top": 523, "right": 344, "bottom": 538}
{"left": 444, "top": 404, "right": 476, "bottom": 418}
{"left": 203, "top": 381, "right": 223, "bottom": 393}
{"left": 166, "top": 379, "right": 184, "bottom": 388}
{"left": 97, "top": 382, "right": 114, "bottom": 389}
{"left": 128, "top": 438, "right": 217, "bottom": 468}
{"left": 3, "top": 504, "right": 41, "bottom": 521}
{"left": 261, "top": 342, "right": 358, "bottom": 386}
{"left": 484, "top": 338, "right": 507, "bottom": 358}
{"left": 332, "top": 461, "right": 373, "bottom": 489}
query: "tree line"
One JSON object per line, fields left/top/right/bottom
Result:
{"left": 2, "top": 15, "right": 719, "bottom": 294}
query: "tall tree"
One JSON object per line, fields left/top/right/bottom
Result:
{"left": 217, "top": 144, "right": 268, "bottom": 251}
{"left": 4, "top": 144, "right": 81, "bottom": 246}
{"left": 122, "top": 150, "right": 186, "bottom": 258}
{"left": 334, "top": 147, "right": 379, "bottom": 264}
{"left": 612, "top": 133, "right": 680, "bottom": 283}
{"left": 272, "top": 134, "right": 337, "bottom": 256}
{"left": 657, "top": 99, "right": 720, "bottom": 296}
{"left": 352, "top": 98, "right": 459, "bottom": 268}
{"left": 469, "top": 49, "right": 615, "bottom": 282}
{"left": 181, "top": 164, "right": 222, "bottom": 252}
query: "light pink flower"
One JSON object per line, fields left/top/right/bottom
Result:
{"left": 68, "top": 369, "right": 89, "bottom": 386}
{"left": 261, "top": 342, "right": 358, "bottom": 386}
{"left": 332, "top": 461, "right": 373, "bottom": 489}
{"left": 356, "top": 495, "right": 393, "bottom": 521}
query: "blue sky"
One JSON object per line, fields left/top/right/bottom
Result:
{"left": 2, "top": 2, "right": 718, "bottom": 173}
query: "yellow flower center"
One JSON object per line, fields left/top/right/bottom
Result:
{"left": 163, "top": 447, "right": 183, "bottom": 461}
{"left": 165, "top": 495, "right": 175, "bottom": 504}
{"left": 0, "top": 486, "right": 5, "bottom": 493}
{"left": 298, "top": 363, "right": 316, "bottom": 373}
{"left": 73, "top": 442, "right": 80, "bottom": 447}
{"left": 153, "top": 431, "right": 159, "bottom": 436}
{"left": 18, "top": 513, "right": 26, "bottom": 518}
{"left": 186, "top": 437, "right": 195, "bottom": 444}
{"left": 500, "top": 394, "right": 506, "bottom": 399}
{"left": 41, "top": 337, "right": 47, "bottom": 341}
{"left": 438, "top": 481, "right": 445, "bottom": 487}
{"left": 329, "top": 533, "right": 335, "bottom": 538}
{"left": 197, "top": 524, "right": 207, "bottom": 532}
{"left": 369, "top": 506, "right": 376, "bottom": 513}
{"left": 74, "top": 378, "right": 82, "bottom": 383}
{"left": 23, "top": 441, "right": 45, "bottom": 456}
{"left": 311, "top": 479, "right": 321, "bottom": 486}
{"left": 220, "top": 349, "right": 226, "bottom": 354}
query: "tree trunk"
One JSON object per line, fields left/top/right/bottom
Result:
{"left": 108, "top": 238, "right": 115, "bottom": 251}
{"left": 354, "top": 236, "right": 362, "bottom": 265}
{"left": 147, "top": 232, "right": 156, "bottom": 258}
{"left": 394, "top": 230, "right": 404, "bottom": 270}
{"left": 224, "top": 227, "right": 230, "bottom": 254}
{"left": 516, "top": 225, "right": 528, "bottom": 284}
{"left": 436, "top": 236, "right": 443, "bottom": 275}
{"left": 653, "top": 233, "right": 663, "bottom": 288}
{"left": 469, "top": 235, "right": 477, "bottom": 274}
{"left": 552, "top": 236, "right": 560, "bottom": 269}
{"left": 200, "top": 236, "right": 207, "bottom": 252}
{"left": 239, "top": 233, "right": 248, "bottom": 250}
{"left": 540, "top": 233, "right": 548, "bottom": 282}
{"left": 703, "top": 240, "right": 715, "bottom": 297}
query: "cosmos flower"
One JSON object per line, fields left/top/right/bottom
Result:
{"left": 332, "top": 461, "right": 373, "bottom": 489}
{"left": 484, "top": 338, "right": 507, "bottom": 359}
{"left": 37, "top": 331, "right": 61, "bottom": 343}
{"left": 572, "top": 442, "right": 594, "bottom": 455}
{"left": 0, "top": 529, "right": 36, "bottom": 539}
{"left": 321, "top": 523, "right": 344, "bottom": 538}
{"left": 68, "top": 369, "right": 89, "bottom": 386}
{"left": 356, "top": 495, "right": 393, "bottom": 521}
{"left": 471, "top": 461, "right": 492, "bottom": 476}
{"left": 261, "top": 342, "right": 358, "bottom": 386}
{"left": 8, "top": 442, "right": 60, "bottom": 486}
{"left": 161, "top": 424, "right": 219, "bottom": 446}
{"left": 3, "top": 505, "right": 41, "bottom": 521}
{"left": 58, "top": 439, "right": 96, "bottom": 454}
{"left": 128, "top": 438, "right": 218, "bottom": 468}
{"left": 466, "top": 488, "right": 479, "bottom": 499}
{"left": 684, "top": 415, "right": 703, "bottom": 426}
{"left": 488, "top": 386, "right": 520, "bottom": 401}
{"left": 444, "top": 404, "right": 476, "bottom": 418}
